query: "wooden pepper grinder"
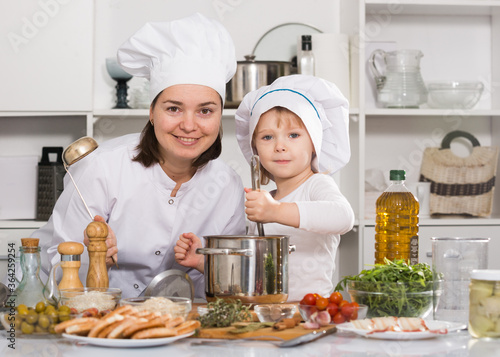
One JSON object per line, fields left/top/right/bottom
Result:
{"left": 86, "top": 221, "right": 109, "bottom": 288}
{"left": 58, "top": 242, "right": 84, "bottom": 289}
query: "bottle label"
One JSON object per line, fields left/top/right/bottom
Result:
{"left": 410, "top": 236, "right": 419, "bottom": 265}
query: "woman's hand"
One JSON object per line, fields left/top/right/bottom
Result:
{"left": 83, "top": 215, "right": 118, "bottom": 268}
{"left": 174, "top": 232, "right": 204, "bottom": 273}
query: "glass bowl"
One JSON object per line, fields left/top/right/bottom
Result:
{"left": 59, "top": 287, "right": 122, "bottom": 314}
{"left": 1, "top": 301, "right": 75, "bottom": 336}
{"left": 347, "top": 280, "right": 441, "bottom": 318}
{"left": 298, "top": 303, "right": 368, "bottom": 323}
{"left": 119, "top": 296, "right": 192, "bottom": 319}
{"left": 427, "top": 81, "right": 484, "bottom": 109}
{"left": 254, "top": 304, "right": 297, "bottom": 323}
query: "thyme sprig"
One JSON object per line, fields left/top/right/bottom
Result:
{"left": 198, "top": 298, "right": 252, "bottom": 328}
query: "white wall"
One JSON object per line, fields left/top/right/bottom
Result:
{"left": 93, "top": 0, "right": 340, "bottom": 109}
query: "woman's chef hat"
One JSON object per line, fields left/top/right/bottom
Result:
{"left": 235, "top": 74, "right": 350, "bottom": 174}
{"left": 117, "top": 13, "right": 236, "bottom": 102}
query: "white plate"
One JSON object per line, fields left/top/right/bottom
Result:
{"left": 62, "top": 330, "right": 194, "bottom": 348}
{"left": 336, "top": 320, "right": 466, "bottom": 340}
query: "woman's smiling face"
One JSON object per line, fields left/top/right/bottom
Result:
{"left": 150, "top": 84, "right": 222, "bottom": 165}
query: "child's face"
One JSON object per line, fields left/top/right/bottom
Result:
{"left": 253, "top": 108, "right": 314, "bottom": 182}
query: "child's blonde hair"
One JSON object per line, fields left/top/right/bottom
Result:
{"left": 251, "top": 106, "right": 309, "bottom": 185}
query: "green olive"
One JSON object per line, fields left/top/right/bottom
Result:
{"left": 58, "top": 305, "right": 71, "bottom": 315}
{"left": 45, "top": 305, "right": 56, "bottom": 314}
{"left": 58, "top": 313, "right": 70, "bottom": 322}
{"left": 47, "top": 311, "right": 59, "bottom": 324}
{"left": 35, "top": 325, "right": 47, "bottom": 333}
{"left": 25, "top": 311, "right": 38, "bottom": 325}
{"left": 48, "top": 324, "right": 56, "bottom": 334}
{"left": 38, "top": 314, "right": 50, "bottom": 329}
{"left": 16, "top": 309, "right": 28, "bottom": 320}
{"left": 17, "top": 305, "right": 28, "bottom": 315}
{"left": 21, "top": 321, "right": 34, "bottom": 335}
{"left": 35, "top": 301, "right": 46, "bottom": 313}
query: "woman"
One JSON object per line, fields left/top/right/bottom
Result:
{"left": 36, "top": 13, "right": 246, "bottom": 299}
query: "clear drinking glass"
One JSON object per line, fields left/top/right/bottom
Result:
{"left": 431, "top": 237, "right": 489, "bottom": 324}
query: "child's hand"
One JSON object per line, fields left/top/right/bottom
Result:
{"left": 174, "top": 232, "right": 204, "bottom": 273}
{"left": 244, "top": 187, "right": 280, "bottom": 223}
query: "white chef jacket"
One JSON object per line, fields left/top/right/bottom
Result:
{"left": 247, "top": 174, "right": 354, "bottom": 302}
{"left": 35, "top": 133, "right": 246, "bottom": 298}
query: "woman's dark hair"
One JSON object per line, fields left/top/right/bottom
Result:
{"left": 133, "top": 91, "right": 223, "bottom": 168}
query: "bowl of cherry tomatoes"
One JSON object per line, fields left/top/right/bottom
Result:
{"left": 298, "top": 291, "right": 367, "bottom": 326}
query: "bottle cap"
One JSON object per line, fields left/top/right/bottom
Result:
{"left": 390, "top": 170, "right": 405, "bottom": 180}
{"left": 301, "top": 35, "right": 312, "bottom": 51}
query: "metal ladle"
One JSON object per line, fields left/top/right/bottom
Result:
{"left": 250, "top": 155, "right": 265, "bottom": 236}
{"left": 62, "top": 136, "right": 98, "bottom": 220}
{"left": 62, "top": 137, "right": 119, "bottom": 269}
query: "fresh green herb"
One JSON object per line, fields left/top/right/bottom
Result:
{"left": 198, "top": 298, "right": 252, "bottom": 328}
{"left": 265, "top": 253, "right": 275, "bottom": 294}
{"left": 335, "top": 259, "right": 440, "bottom": 317}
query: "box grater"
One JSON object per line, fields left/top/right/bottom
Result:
{"left": 36, "top": 147, "right": 65, "bottom": 221}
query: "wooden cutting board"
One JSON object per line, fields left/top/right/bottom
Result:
{"left": 194, "top": 323, "right": 336, "bottom": 341}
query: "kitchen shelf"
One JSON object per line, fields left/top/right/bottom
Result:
{"left": 364, "top": 109, "right": 500, "bottom": 117}
{"left": 0, "top": 220, "right": 46, "bottom": 229}
{"left": 362, "top": 217, "right": 500, "bottom": 227}
{"left": 365, "top": 0, "right": 500, "bottom": 16}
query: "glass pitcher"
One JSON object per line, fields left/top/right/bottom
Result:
{"left": 369, "top": 49, "right": 428, "bottom": 108}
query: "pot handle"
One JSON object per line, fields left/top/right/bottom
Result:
{"left": 196, "top": 248, "right": 253, "bottom": 257}
{"left": 289, "top": 244, "right": 296, "bottom": 254}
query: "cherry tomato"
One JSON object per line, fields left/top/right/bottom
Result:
{"left": 341, "top": 303, "right": 355, "bottom": 318}
{"left": 349, "top": 308, "right": 358, "bottom": 321}
{"left": 333, "top": 311, "right": 346, "bottom": 324}
{"left": 326, "top": 302, "right": 338, "bottom": 317}
{"left": 329, "top": 292, "right": 343, "bottom": 305}
{"left": 338, "top": 300, "right": 349, "bottom": 309}
{"left": 350, "top": 301, "right": 359, "bottom": 308}
{"left": 316, "top": 297, "right": 329, "bottom": 310}
{"left": 302, "top": 293, "right": 317, "bottom": 306}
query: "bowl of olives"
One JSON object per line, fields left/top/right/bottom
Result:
{"left": 1, "top": 301, "right": 73, "bottom": 336}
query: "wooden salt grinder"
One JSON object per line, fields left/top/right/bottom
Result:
{"left": 58, "top": 242, "right": 84, "bottom": 289}
{"left": 86, "top": 221, "right": 109, "bottom": 288}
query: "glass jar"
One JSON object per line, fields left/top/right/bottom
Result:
{"left": 469, "top": 269, "right": 500, "bottom": 338}
{"left": 13, "top": 239, "right": 46, "bottom": 308}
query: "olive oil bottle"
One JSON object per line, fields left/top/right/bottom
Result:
{"left": 375, "top": 170, "right": 419, "bottom": 265}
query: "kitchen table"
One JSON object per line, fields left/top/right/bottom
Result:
{"left": 1, "top": 329, "right": 499, "bottom": 357}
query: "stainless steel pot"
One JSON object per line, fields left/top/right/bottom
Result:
{"left": 196, "top": 235, "right": 296, "bottom": 304}
{"left": 225, "top": 55, "right": 291, "bottom": 108}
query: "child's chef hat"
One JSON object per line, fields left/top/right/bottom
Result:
{"left": 235, "top": 74, "right": 350, "bottom": 174}
{"left": 117, "top": 13, "right": 236, "bottom": 102}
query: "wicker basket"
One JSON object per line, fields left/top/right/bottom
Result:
{"left": 419, "top": 131, "right": 498, "bottom": 217}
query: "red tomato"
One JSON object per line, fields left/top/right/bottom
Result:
{"left": 349, "top": 308, "right": 358, "bottom": 321}
{"left": 326, "top": 302, "right": 338, "bottom": 317}
{"left": 316, "top": 297, "right": 329, "bottom": 310}
{"left": 329, "top": 292, "right": 343, "bottom": 305}
{"left": 350, "top": 301, "right": 359, "bottom": 308}
{"left": 341, "top": 303, "right": 355, "bottom": 318}
{"left": 333, "top": 311, "right": 346, "bottom": 324}
{"left": 338, "top": 300, "right": 349, "bottom": 309}
{"left": 302, "top": 293, "right": 317, "bottom": 306}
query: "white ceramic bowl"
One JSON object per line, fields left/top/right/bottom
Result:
{"left": 427, "top": 81, "right": 484, "bottom": 109}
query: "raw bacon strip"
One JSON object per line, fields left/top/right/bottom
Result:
{"left": 352, "top": 317, "right": 448, "bottom": 335}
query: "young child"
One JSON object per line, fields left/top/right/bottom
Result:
{"left": 175, "top": 75, "right": 355, "bottom": 301}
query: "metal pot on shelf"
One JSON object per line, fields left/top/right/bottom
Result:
{"left": 225, "top": 55, "right": 291, "bottom": 108}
